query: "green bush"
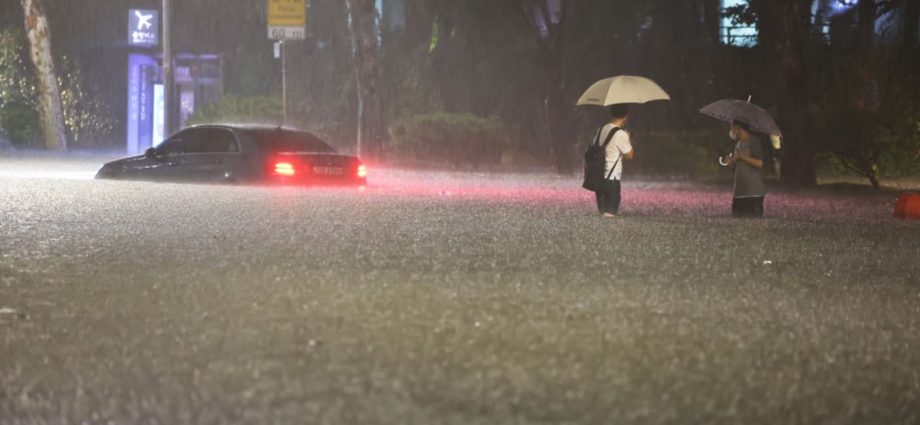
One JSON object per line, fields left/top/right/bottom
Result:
{"left": 0, "top": 100, "right": 41, "bottom": 148}
{"left": 187, "top": 94, "right": 283, "bottom": 126}
{"left": 810, "top": 102, "right": 920, "bottom": 187}
{"left": 878, "top": 117, "right": 920, "bottom": 178}
{"left": 389, "top": 112, "right": 511, "bottom": 167}
{"left": 614, "top": 130, "right": 721, "bottom": 177}
{"left": 58, "top": 58, "right": 116, "bottom": 148}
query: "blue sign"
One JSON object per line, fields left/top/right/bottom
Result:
{"left": 127, "top": 54, "right": 158, "bottom": 154}
{"left": 129, "top": 9, "right": 159, "bottom": 47}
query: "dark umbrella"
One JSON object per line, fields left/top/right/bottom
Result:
{"left": 699, "top": 97, "right": 782, "bottom": 137}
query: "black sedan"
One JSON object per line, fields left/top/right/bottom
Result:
{"left": 96, "top": 125, "right": 367, "bottom": 185}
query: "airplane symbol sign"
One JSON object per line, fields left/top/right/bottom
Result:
{"left": 135, "top": 11, "right": 153, "bottom": 31}
{"left": 129, "top": 9, "right": 159, "bottom": 47}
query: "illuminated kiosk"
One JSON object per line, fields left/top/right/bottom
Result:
{"left": 125, "top": 9, "right": 223, "bottom": 155}
{"left": 173, "top": 54, "right": 224, "bottom": 132}
{"left": 127, "top": 54, "right": 223, "bottom": 154}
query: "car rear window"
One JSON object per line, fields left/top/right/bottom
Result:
{"left": 248, "top": 129, "right": 336, "bottom": 154}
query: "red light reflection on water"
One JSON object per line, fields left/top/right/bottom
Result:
{"left": 364, "top": 171, "right": 893, "bottom": 222}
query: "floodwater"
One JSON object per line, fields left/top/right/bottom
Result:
{"left": 1, "top": 155, "right": 918, "bottom": 424}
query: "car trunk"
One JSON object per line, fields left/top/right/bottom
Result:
{"left": 268, "top": 153, "right": 364, "bottom": 184}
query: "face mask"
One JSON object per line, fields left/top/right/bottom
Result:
{"left": 729, "top": 129, "right": 739, "bottom": 141}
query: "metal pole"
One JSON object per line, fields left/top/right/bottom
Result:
{"left": 162, "top": 0, "right": 173, "bottom": 137}
{"left": 281, "top": 40, "right": 288, "bottom": 126}
{"left": 355, "top": 76, "right": 362, "bottom": 158}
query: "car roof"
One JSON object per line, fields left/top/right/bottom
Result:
{"left": 179, "top": 124, "right": 338, "bottom": 153}
{"left": 186, "top": 123, "right": 293, "bottom": 132}
{"left": 185, "top": 124, "right": 328, "bottom": 139}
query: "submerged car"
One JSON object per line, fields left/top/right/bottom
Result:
{"left": 96, "top": 125, "right": 367, "bottom": 185}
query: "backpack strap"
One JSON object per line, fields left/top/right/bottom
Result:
{"left": 600, "top": 126, "right": 620, "bottom": 148}
{"left": 602, "top": 127, "right": 622, "bottom": 180}
{"left": 591, "top": 126, "right": 603, "bottom": 147}
{"left": 607, "top": 157, "right": 621, "bottom": 180}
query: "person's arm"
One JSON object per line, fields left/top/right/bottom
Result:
{"left": 617, "top": 131, "right": 635, "bottom": 160}
{"left": 734, "top": 141, "right": 763, "bottom": 169}
{"left": 736, "top": 153, "right": 763, "bottom": 169}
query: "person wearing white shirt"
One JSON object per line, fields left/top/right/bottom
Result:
{"left": 595, "top": 104, "right": 635, "bottom": 218}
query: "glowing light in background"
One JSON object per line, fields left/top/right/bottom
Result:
{"left": 721, "top": 0, "right": 758, "bottom": 47}
{"left": 833, "top": 0, "right": 858, "bottom": 11}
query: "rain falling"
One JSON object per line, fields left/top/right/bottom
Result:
{"left": 1, "top": 1, "right": 919, "bottom": 424}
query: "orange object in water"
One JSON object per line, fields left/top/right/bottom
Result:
{"left": 894, "top": 193, "right": 920, "bottom": 220}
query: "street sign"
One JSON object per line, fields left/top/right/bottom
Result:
{"left": 267, "top": 0, "right": 306, "bottom": 40}
{"left": 128, "top": 9, "right": 159, "bottom": 47}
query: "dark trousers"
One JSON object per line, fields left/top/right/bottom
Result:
{"left": 732, "top": 197, "right": 764, "bottom": 218}
{"left": 595, "top": 180, "right": 621, "bottom": 214}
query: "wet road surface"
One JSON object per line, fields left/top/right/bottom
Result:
{"left": 1, "top": 156, "right": 919, "bottom": 424}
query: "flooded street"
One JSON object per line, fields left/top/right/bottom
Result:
{"left": 2, "top": 156, "right": 918, "bottom": 424}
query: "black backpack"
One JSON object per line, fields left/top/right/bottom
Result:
{"left": 582, "top": 126, "right": 621, "bottom": 192}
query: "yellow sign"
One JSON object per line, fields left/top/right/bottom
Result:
{"left": 268, "top": 0, "right": 305, "bottom": 39}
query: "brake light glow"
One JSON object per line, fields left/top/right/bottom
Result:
{"left": 274, "top": 162, "right": 296, "bottom": 176}
{"left": 357, "top": 164, "right": 368, "bottom": 179}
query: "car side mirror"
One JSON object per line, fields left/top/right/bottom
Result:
{"left": 145, "top": 147, "right": 158, "bottom": 159}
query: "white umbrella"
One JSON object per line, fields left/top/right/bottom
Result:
{"left": 576, "top": 75, "right": 671, "bottom": 106}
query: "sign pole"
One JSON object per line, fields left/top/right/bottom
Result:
{"left": 162, "top": 0, "right": 173, "bottom": 137}
{"left": 281, "top": 40, "right": 288, "bottom": 126}
{"left": 267, "top": 0, "right": 306, "bottom": 127}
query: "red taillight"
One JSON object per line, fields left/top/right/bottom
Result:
{"left": 357, "top": 164, "right": 368, "bottom": 179}
{"left": 274, "top": 162, "right": 296, "bottom": 176}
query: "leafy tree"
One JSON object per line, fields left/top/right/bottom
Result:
{"left": 0, "top": 28, "right": 40, "bottom": 147}
{"left": 0, "top": 27, "right": 112, "bottom": 148}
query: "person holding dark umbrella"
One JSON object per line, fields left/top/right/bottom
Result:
{"left": 722, "top": 120, "right": 766, "bottom": 218}
{"left": 701, "top": 98, "right": 781, "bottom": 219}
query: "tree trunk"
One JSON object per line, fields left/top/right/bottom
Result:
{"left": 905, "top": 0, "right": 920, "bottom": 97}
{"left": 701, "top": 0, "right": 722, "bottom": 45}
{"left": 522, "top": 0, "right": 572, "bottom": 175}
{"left": 404, "top": 0, "right": 435, "bottom": 49}
{"left": 544, "top": 52, "right": 571, "bottom": 175}
{"left": 905, "top": 0, "right": 919, "bottom": 48}
{"left": 345, "top": 0, "right": 386, "bottom": 160}
{"left": 21, "top": 0, "right": 67, "bottom": 150}
{"left": 857, "top": 0, "right": 876, "bottom": 53}
{"left": 866, "top": 166, "right": 880, "bottom": 189}
{"left": 856, "top": 0, "right": 879, "bottom": 110}
{"left": 755, "top": 0, "right": 816, "bottom": 187}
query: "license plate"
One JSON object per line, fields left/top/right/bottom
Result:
{"left": 313, "top": 166, "right": 343, "bottom": 176}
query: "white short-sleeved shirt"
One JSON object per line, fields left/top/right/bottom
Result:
{"left": 599, "top": 124, "right": 632, "bottom": 180}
